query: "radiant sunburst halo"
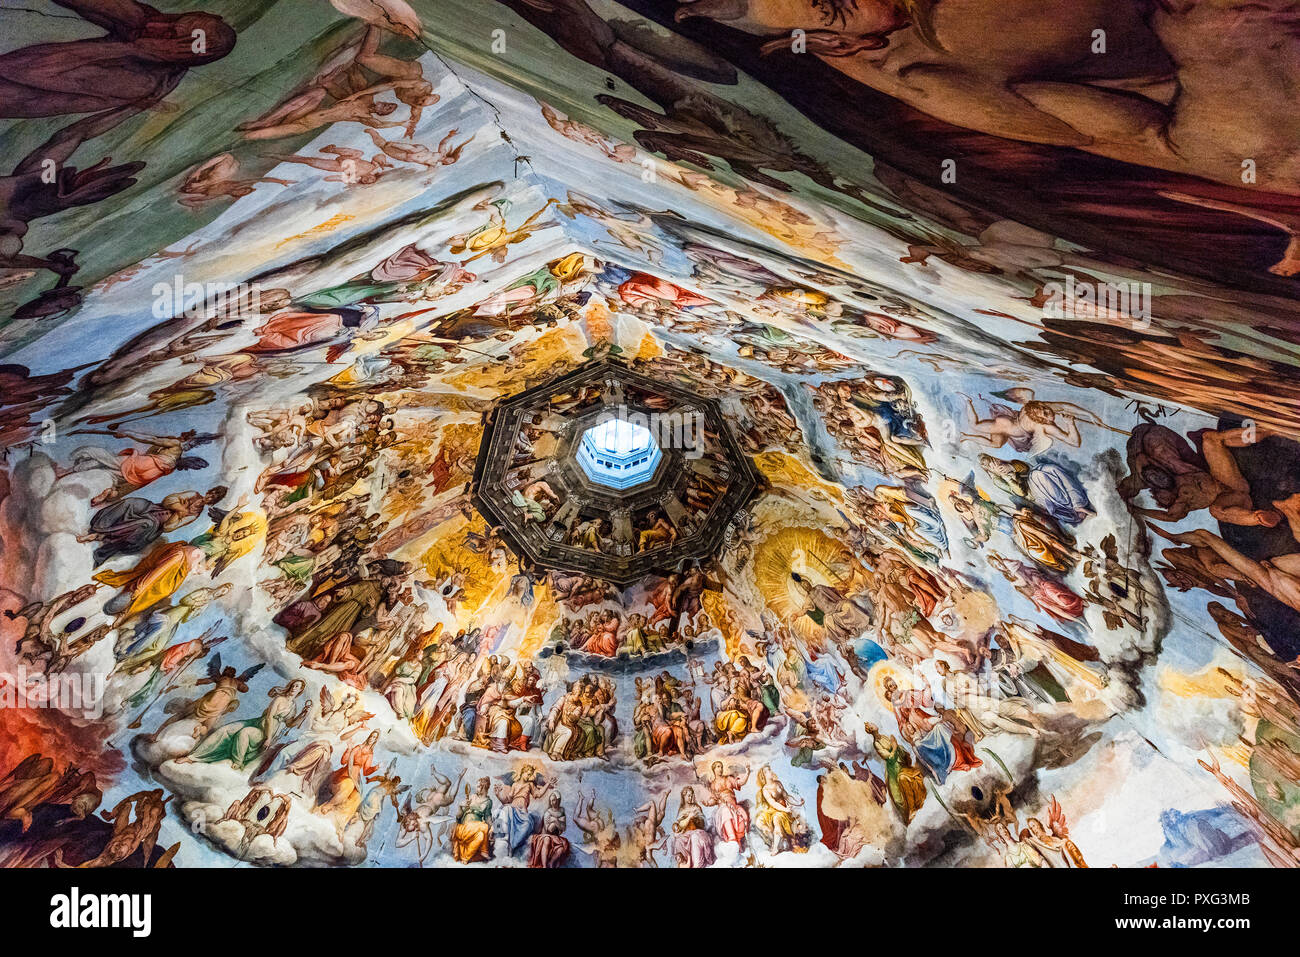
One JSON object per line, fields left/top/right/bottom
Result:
{"left": 753, "top": 525, "right": 859, "bottom": 646}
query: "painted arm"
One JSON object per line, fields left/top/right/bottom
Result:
{"left": 53, "top": 0, "right": 149, "bottom": 37}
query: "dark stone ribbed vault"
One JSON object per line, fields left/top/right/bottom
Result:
{"left": 471, "top": 359, "right": 758, "bottom": 583}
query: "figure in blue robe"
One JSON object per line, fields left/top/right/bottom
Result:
{"left": 914, "top": 725, "right": 955, "bottom": 785}
{"left": 1027, "top": 462, "right": 1093, "bottom": 526}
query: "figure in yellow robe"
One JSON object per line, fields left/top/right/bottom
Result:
{"left": 865, "top": 724, "right": 927, "bottom": 825}
{"left": 452, "top": 780, "right": 494, "bottom": 863}
{"left": 95, "top": 541, "right": 203, "bottom": 618}
{"left": 715, "top": 706, "right": 749, "bottom": 742}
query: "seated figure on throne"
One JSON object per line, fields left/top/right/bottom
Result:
{"left": 637, "top": 508, "right": 677, "bottom": 552}
{"left": 541, "top": 676, "right": 616, "bottom": 761}
{"left": 705, "top": 663, "right": 770, "bottom": 745}
{"left": 473, "top": 662, "right": 545, "bottom": 753}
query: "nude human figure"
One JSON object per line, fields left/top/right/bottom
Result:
{"left": 329, "top": 0, "right": 422, "bottom": 40}
{"left": 415, "top": 768, "right": 464, "bottom": 818}
{"left": 351, "top": 25, "right": 438, "bottom": 137}
{"left": 177, "top": 153, "right": 294, "bottom": 207}
{"left": 959, "top": 389, "right": 1108, "bottom": 456}
{"left": 148, "top": 658, "right": 262, "bottom": 741}
{"left": 1149, "top": 522, "right": 1300, "bottom": 614}
{"left": 53, "top": 789, "right": 169, "bottom": 868}
{"left": 673, "top": 0, "right": 1300, "bottom": 197}
{"left": 238, "top": 23, "right": 435, "bottom": 140}
{"left": 236, "top": 35, "right": 381, "bottom": 135}
{"left": 521, "top": 479, "right": 561, "bottom": 507}
{"left": 541, "top": 103, "right": 636, "bottom": 161}
{"left": 573, "top": 790, "right": 621, "bottom": 867}
{"left": 269, "top": 146, "right": 394, "bottom": 185}
{"left": 630, "top": 789, "right": 669, "bottom": 866}
{"left": 364, "top": 127, "right": 475, "bottom": 174}
{"left": 1131, "top": 426, "right": 1283, "bottom": 528}
{"left": 1272, "top": 493, "right": 1300, "bottom": 544}
{"left": 0, "top": 0, "right": 235, "bottom": 120}
{"left": 243, "top": 88, "right": 406, "bottom": 141}
{"left": 0, "top": 0, "right": 234, "bottom": 294}
{"left": 395, "top": 767, "right": 463, "bottom": 863}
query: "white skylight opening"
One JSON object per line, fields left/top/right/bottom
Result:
{"left": 576, "top": 418, "right": 662, "bottom": 489}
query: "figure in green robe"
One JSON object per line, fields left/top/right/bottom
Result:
{"left": 865, "top": 723, "right": 927, "bottom": 825}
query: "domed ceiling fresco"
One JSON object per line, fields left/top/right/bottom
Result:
{"left": 0, "top": 0, "right": 1298, "bottom": 871}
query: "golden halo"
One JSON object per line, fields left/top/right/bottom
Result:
{"left": 869, "top": 660, "right": 912, "bottom": 711}
{"left": 752, "top": 525, "right": 856, "bottom": 645}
